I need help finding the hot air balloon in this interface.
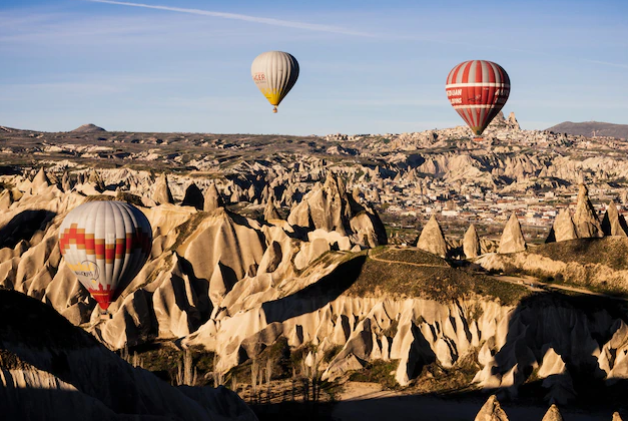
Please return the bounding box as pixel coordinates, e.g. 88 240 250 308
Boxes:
251 51 299 113
58 200 152 313
445 60 510 141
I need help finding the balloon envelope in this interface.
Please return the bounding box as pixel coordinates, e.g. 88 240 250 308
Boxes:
251 51 299 112
59 201 152 310
445 60 510 138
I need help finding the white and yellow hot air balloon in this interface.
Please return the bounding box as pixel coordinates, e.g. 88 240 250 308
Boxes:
251 51 300 113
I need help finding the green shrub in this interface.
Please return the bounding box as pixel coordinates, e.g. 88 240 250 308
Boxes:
348 359 399 389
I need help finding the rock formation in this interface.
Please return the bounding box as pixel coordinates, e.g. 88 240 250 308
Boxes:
546 209 577 243
416 214 448 257
507 112 520 131
474 395 509 421
181 182 204 210
288 173 349 234
498 212 526 253
287 172 386 248
463 223 481 259
88 169 105 192
4 170 628 410
264 198 282 221
153 173 174 205
613 413 624 421
0 290 256 421
180 208 265 306
31 168 50 191
541 404 564 421
203 182 224 212
0 189 13 211
602 200 628 237
573 184 602 238
61 172 72 192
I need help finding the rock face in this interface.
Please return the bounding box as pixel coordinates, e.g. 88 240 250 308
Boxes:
507 112 520 131
32 168 50 191
547 209 577 243
541 404 564 421
602 200 628 237
487 111 519 132
264 198 282 221
287 172 387 248
0 290 256 421
203 182 224 212
61 172 73 192
463 224 481 259
181 182 204 210
498 212 526 254
0 189 13 211
474 395 509 421
153 173 174 205
88 170 105 192
180 208 266 307
613 413 624 421
416 215 448 257
573 184 602 238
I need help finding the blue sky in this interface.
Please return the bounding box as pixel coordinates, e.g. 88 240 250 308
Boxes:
1 0 627 135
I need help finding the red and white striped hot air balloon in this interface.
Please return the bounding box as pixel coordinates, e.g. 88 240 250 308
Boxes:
58 201 152 312
445 60 510 140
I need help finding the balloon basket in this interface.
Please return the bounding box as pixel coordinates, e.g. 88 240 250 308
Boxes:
99 309 112 320
272 106 278 113
473 136 484 142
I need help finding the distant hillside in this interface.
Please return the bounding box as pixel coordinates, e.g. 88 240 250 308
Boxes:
546 121 628 139
72 123 106 133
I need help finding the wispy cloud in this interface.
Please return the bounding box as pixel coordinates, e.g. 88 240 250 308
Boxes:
85 0 374 37
582 59 628 70
84 0 628 71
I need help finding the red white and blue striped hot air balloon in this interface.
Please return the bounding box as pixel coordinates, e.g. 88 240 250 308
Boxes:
58 201 152 312
445 60 510 141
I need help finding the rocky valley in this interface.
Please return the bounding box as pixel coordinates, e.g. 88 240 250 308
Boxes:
2 116 628 420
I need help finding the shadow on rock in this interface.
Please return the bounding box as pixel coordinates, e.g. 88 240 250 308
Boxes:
0 209 56 249
480 290 628 411
262 255 367 325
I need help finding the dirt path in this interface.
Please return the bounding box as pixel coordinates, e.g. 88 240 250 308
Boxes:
487 274 628 302
368 250 450 269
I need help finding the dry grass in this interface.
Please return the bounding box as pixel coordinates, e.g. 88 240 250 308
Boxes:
348 360 399 390
374 247 448 266
343 249 529 305
412 351 481 394
534 237 628 271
